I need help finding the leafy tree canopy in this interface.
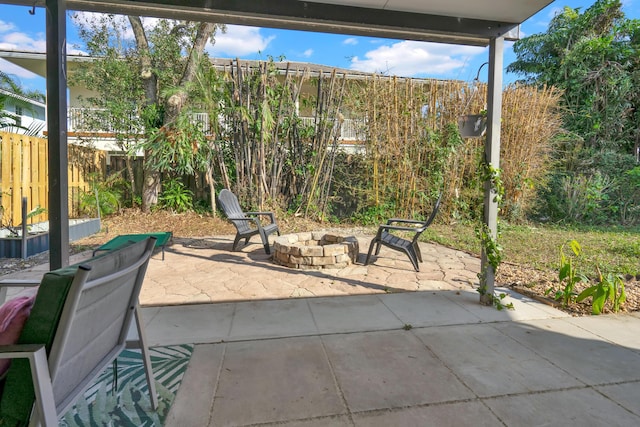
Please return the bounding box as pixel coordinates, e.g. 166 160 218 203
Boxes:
0 71 45 102
70 13 225 211
507 0 639 152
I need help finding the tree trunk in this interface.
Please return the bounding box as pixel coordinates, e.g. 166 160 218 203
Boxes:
205 165 217 214
129 18 216 212
125 156 136 207
129 16 160 212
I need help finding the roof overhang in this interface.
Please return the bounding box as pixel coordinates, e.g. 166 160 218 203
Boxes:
0 50 93 78
3 0 553 46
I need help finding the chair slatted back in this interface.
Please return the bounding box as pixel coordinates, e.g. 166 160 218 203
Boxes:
411 193 442 243
424 193 442 228
218 189 252 234
51 238 154 413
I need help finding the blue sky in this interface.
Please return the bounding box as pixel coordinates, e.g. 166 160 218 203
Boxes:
0 0 638 94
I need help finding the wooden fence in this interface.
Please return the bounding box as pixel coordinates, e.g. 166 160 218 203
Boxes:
0 131 106 226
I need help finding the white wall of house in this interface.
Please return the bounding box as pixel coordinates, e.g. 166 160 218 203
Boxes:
0 91 46 136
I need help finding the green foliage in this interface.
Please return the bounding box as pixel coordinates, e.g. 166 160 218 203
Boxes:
79 173 124 217
70 15 146 146
537 150 639 225
0 71 45 102
475 157 513 310
616 166 640 225
479 160 505 206
577 267 627 314
476 223 513 311
158 178 193 213
553 171 613 223
494 292 514 311
476 223 503 271
141 103 165 130
508 0 639 152
547 240 589 307
322 152 369 219
71 14 225 211
143 112 209 175
353 201 398 225
509 0 640 226
193 198 213 214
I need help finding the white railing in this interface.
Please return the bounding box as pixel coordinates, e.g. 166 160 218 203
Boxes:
191 112 210 134
68 107 144 134
298 117 363 141
67 108 364 141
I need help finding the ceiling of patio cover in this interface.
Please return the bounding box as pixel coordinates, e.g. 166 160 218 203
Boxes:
5 0 554 46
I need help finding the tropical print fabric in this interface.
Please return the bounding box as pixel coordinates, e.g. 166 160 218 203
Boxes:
61 345 193 427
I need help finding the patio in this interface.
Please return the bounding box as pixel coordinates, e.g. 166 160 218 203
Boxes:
138 234 480 306
143 237 640 426
4 235 640 426
2 0 638 424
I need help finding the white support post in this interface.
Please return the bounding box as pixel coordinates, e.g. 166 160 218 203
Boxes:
479 36 504 305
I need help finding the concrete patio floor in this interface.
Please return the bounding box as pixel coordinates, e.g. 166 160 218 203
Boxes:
144 235 640 427
156 293 640 427
3 234 640 426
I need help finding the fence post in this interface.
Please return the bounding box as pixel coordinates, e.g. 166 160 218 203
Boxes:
21 197 27 259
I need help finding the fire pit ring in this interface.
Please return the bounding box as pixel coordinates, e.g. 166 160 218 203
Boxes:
273 232 359 270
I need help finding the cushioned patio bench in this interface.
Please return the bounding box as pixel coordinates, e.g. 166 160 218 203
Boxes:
92 232 172 260
0 237 157 427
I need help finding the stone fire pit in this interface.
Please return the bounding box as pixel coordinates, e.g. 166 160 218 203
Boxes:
273 232 359 270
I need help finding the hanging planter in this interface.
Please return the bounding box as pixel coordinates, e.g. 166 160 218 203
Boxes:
457 114 487 138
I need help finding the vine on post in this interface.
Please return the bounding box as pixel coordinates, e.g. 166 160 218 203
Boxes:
476 158 513 310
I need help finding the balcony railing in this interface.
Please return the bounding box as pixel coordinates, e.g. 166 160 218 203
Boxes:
67 108 363 141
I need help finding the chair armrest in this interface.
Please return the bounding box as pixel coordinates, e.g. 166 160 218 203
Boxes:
0 280 40 303
246 212 276 223
379 224 426 233
0 280 41 287
386 218 427 226
228 216 260 224
0 344 58 427
0 343 46 358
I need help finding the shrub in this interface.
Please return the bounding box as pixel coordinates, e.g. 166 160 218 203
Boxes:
158 178 193 213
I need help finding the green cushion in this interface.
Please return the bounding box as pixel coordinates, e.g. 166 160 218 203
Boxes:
0 264 77 427
95 232 171 252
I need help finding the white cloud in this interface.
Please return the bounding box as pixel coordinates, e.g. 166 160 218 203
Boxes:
343 37 358 46
350 41 484 78
0 31 46 52
302 49 313 58
0 20 16 33
547 6 564 19
207 25 274 57
71 15 274 58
